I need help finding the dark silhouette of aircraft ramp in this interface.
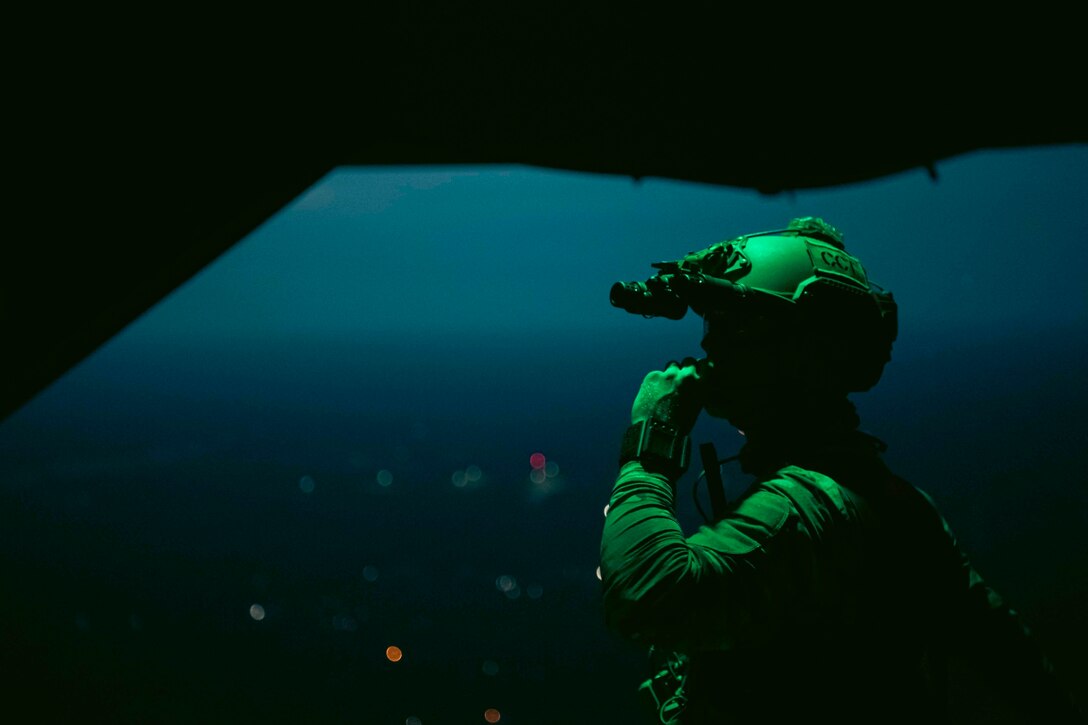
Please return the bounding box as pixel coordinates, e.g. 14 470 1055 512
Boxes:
5 8 1085 421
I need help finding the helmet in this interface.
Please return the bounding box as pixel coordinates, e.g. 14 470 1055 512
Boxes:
610 217 897 392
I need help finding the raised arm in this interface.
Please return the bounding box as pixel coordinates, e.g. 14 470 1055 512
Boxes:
599 460 796 652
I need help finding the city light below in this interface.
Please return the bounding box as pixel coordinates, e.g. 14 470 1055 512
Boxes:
249 603 266 621
386 645 403 662
484 708 501 723
332 615 358 632
529 454 561 486
453 464 483 488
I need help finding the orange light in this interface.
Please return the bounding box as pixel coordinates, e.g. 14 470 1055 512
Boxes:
484 708 501 723
386 645 403 662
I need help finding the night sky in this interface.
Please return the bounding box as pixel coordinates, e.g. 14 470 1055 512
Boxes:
2 146 1086 723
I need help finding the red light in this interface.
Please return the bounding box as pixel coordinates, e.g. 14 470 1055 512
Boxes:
484 709 501 723
530 453 546 470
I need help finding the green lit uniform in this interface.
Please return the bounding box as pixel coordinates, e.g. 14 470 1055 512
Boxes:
601 430 1080 724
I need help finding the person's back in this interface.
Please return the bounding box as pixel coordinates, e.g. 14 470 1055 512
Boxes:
601 218 1082 723
680 433 943 723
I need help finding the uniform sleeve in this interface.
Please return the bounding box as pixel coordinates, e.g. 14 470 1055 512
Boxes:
599 461 795 652
921 491 1085 722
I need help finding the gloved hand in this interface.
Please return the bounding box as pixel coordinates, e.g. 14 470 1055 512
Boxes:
630 357 705 436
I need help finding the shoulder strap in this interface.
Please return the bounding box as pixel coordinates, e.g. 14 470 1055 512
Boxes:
699 441 729 521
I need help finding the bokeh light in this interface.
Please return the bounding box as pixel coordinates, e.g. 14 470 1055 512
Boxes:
544 461 559 478
465 464 482 481
10 153 1088 724
452 470 467 487
406 717 422 725
484 708 501 723
377 469 394 487
529 453 545 470
333 615 359 632
495 575 516 592
529 469 546 484
481 659 500 676
386 645 403 662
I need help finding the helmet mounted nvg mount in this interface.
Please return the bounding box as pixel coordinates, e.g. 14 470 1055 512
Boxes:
610 217 899 393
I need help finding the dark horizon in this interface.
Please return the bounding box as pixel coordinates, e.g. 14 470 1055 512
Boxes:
2 152 1086 722
4 322 1085 722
